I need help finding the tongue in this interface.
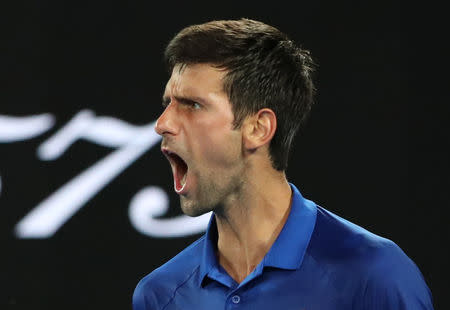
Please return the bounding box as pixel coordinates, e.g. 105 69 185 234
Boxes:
174 156 188 193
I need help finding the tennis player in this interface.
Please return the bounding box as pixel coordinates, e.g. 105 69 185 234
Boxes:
133 18 433 309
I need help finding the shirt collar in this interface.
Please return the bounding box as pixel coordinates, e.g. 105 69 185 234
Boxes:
198 183 317 287
262 183 317 269
198 213 220 287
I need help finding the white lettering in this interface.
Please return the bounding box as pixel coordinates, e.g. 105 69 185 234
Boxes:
15 119 161 238
128 186 210 238
0 113 55 142
37 109 144 160
1 110 209 239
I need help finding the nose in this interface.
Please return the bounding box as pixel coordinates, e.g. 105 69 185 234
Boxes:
155 103 179 136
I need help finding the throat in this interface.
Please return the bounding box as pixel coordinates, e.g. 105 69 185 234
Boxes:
216 223 271 284
214 191 292 284
217 250 260 284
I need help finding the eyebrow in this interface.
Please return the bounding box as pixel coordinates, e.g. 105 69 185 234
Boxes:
162 95 207 106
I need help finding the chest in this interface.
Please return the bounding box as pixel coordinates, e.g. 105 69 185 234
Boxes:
164 268 357 310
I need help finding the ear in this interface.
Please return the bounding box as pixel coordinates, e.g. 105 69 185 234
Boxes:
242 108 277 151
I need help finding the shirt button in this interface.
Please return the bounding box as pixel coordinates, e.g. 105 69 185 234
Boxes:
231 295 241 304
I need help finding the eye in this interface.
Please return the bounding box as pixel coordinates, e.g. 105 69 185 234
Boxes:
181 99 201 110
192 102 201 110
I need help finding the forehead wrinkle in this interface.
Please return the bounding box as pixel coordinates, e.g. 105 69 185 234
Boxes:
166 76 203 101
164 64 229 104
163 71 181 99
167 63 188 98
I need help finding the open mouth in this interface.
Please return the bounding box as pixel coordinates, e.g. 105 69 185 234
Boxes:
162 149 188 194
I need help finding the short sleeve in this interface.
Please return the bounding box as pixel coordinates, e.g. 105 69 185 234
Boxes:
132 275 164 310
132 279 148 310
361 241 434 310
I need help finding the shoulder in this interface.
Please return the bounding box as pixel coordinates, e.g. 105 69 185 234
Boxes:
309 205 401 262
132 236 205 310
308 206 434 309
360 241 434 309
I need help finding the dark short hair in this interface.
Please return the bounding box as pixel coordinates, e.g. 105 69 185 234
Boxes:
164 18 316 171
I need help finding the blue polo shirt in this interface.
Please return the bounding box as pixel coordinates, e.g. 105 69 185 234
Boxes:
133 184 434 309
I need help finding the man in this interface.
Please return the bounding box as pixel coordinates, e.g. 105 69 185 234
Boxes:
133 18 433 309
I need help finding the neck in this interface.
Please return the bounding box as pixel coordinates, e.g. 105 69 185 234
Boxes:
214 167 292 284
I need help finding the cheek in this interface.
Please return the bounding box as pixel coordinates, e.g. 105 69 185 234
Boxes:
205 139 240 167
190 122 241 168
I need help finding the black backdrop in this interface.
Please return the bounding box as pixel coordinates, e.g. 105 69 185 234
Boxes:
1 1 447 309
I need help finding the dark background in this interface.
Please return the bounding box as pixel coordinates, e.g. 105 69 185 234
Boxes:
1 1 447 309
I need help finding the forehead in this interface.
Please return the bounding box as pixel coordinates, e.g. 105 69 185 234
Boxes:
164 63 227 99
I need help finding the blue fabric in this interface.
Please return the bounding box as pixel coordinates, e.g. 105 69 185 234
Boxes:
133 184 434 309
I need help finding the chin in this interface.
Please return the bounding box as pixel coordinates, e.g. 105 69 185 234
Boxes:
180 197 214 217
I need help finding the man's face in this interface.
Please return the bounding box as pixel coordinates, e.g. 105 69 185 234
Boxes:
155 63 245 216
